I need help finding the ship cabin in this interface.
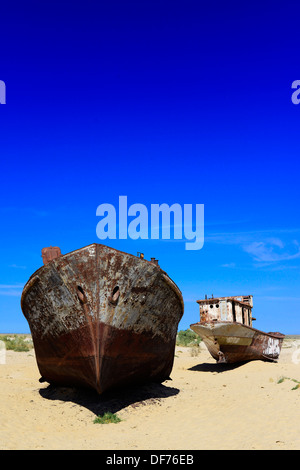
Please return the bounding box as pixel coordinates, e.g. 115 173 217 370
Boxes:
197 295 255 327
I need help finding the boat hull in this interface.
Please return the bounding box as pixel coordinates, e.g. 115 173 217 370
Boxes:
21 244 184 394
190 321 284 363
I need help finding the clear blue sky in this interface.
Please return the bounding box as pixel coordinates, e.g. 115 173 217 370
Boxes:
1 1 300 334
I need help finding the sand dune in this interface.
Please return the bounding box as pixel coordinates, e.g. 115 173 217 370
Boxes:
0 338 299 450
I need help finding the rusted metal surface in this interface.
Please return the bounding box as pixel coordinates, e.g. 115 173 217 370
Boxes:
21 244 184 394
191 295 284 363
41 246 62 265
197 295 254 326
191 321 284 363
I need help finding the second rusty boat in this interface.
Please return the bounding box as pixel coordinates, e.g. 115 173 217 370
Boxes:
21 244 184 394
190 295 284 363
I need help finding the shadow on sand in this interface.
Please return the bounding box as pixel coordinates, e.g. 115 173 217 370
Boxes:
39 381 179 416
188 361 248 373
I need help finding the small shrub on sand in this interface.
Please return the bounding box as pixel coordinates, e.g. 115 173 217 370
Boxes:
176 329 202 347
190 346 200 357
0 335 33 352
93 412 121 424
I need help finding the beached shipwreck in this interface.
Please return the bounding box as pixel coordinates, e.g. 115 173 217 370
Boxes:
21 244 184 394
191 295 284 363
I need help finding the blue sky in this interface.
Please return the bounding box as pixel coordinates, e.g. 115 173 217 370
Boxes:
0 1 300 334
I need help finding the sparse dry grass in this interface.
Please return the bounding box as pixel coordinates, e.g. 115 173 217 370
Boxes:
0 334 33 352
277 376 300 390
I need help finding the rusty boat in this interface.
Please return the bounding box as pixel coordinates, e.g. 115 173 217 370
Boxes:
21 244 184 394
190 295 284 363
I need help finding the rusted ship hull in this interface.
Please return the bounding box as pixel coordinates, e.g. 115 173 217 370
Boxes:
21 244 184 394
190 321 284 363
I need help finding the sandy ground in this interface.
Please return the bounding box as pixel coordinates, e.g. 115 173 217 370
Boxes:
0 338 300 450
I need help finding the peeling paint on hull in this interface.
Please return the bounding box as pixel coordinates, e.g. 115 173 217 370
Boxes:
190 321 284 363
21 244 184 394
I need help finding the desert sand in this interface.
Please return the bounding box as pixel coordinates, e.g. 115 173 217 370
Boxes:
0 338 300 450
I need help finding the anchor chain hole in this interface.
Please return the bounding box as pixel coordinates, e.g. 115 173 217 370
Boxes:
112 286 120 302
77 285 87 304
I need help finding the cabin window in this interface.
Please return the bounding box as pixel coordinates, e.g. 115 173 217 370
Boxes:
210 304 213 309
216 304 219 308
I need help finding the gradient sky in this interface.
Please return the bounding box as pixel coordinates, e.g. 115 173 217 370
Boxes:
1 1 300 334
